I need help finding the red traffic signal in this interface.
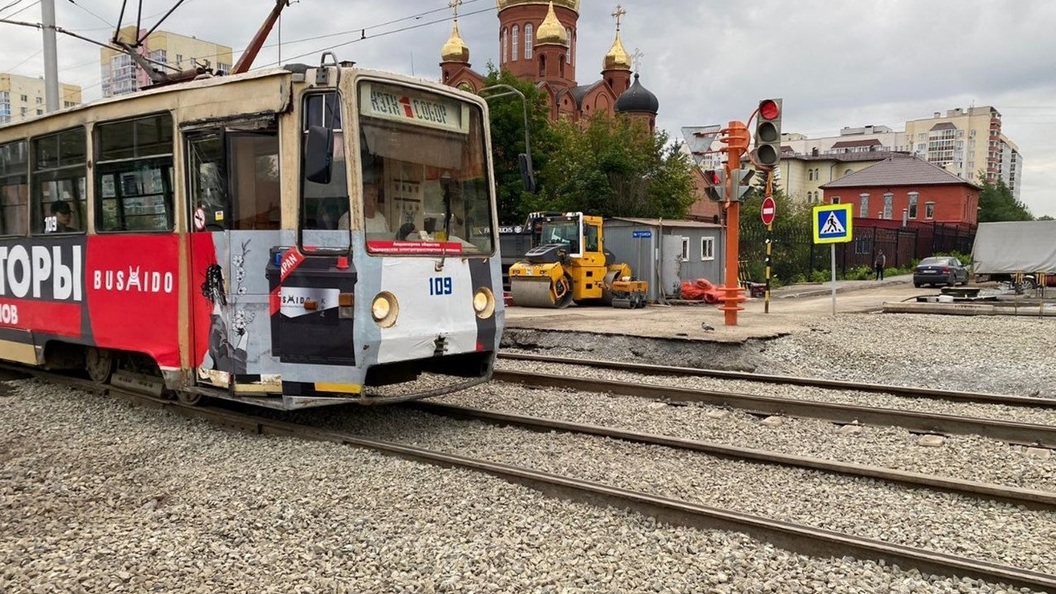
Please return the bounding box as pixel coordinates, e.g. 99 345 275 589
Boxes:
754 98 783 169
702 168 726 201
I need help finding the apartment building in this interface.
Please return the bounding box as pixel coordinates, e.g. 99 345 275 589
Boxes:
905 106 1022 200
0 73 82 124
100 26 233 97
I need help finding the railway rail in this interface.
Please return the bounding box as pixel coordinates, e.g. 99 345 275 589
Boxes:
405 401 1056 509
5 365 1056 592
492 363 1056 448
498 352 1054 407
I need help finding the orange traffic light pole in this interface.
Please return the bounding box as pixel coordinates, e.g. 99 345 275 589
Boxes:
720 121 750 326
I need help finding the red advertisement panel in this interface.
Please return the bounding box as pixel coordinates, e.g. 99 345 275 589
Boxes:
85 235 181 368
0 299 81 337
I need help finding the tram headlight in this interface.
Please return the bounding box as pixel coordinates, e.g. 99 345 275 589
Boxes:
472 287 496 319
371 292 399 328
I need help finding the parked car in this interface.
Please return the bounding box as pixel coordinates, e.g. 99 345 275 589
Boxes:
913 256 969 287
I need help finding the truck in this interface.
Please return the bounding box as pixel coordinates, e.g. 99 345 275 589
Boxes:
507 212 648 308
970 221 1056 290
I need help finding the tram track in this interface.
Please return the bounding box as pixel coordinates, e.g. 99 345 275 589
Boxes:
491 366 1056 448
8 367 1056 592
498 352 1055 407
404 401 1056 509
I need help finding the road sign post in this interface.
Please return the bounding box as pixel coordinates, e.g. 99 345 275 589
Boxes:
811 203 854 315
760 194 776 313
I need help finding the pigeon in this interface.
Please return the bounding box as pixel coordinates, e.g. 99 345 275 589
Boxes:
700 323 715 332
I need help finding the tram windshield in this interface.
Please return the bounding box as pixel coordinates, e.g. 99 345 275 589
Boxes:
357 81 494 256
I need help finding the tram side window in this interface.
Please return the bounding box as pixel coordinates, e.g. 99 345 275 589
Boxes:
32 127 86 235
95 113 174 232
229 133 280 231
301 92 351 238
187 133 226 231
0 140 28 236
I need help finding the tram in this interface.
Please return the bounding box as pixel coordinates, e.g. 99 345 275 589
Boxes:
0 54 504 409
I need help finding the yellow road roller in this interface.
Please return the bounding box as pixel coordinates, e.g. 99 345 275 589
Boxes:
508 212 648 308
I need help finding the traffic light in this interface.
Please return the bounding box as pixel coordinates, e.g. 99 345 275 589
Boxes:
702 168 726 201
754 98 782 169
732 168 755 201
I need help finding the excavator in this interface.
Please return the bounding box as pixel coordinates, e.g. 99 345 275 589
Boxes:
508 212 648 308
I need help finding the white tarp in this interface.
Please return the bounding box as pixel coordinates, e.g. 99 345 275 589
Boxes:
971 221 1056 274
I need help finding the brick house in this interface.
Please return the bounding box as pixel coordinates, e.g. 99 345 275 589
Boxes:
819 156 981 226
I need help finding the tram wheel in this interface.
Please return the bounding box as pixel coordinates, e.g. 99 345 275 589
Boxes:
177 391 203 406
85 347 115 383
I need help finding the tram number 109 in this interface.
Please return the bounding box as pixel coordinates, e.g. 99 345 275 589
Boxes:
429 277 453 296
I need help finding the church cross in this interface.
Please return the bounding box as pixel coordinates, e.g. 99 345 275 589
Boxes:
611 5 626 31
449 0 462 20
633 48 644 72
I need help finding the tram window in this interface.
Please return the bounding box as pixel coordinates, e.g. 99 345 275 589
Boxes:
0 140 28 236
187 134 227 231
229 133 280 231
301 91 350 248
95 113 174 232
31 127 86 235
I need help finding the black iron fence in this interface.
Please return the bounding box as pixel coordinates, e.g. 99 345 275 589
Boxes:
739 219 975 283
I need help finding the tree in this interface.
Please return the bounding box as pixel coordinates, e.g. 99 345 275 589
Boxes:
477 66 555 225
976 172 1033 222
536 112 695 218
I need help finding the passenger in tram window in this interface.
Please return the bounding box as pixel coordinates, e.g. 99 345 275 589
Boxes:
360 183 388 233
317 198 346 230
48 200 76 233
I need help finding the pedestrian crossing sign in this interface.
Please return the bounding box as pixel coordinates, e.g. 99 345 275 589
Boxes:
812 203 853 244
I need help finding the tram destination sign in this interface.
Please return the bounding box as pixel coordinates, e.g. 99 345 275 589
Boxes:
360 82 469 134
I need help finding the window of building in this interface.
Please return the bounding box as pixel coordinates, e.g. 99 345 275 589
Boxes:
859 193 869 217
925 202 935 219
680 236 689 261
501 28 507 63
0 140 29 236
700 236 714 261
854 237 872 255
807 169 813 181
35 97 42 104
883 192 893 219
844 168 853 177
814 168 820 180
95 113 175 232
830 196 840 204
511 25 519 61
20 94 27 102
175 53 183 66
566 28 573 63
32 127 87 235
908 192 918 219
524 24 533 59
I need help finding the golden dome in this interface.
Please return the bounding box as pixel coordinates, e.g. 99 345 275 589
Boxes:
535 1 568 45
440 20 470 62
603 31 631 70
496 0 579 13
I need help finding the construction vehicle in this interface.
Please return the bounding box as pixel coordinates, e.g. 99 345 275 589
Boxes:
508 212 648 308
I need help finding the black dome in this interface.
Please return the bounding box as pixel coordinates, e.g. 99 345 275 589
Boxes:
615 73 659 114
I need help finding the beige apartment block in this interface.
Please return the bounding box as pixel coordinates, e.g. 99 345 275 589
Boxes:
0 73 82 124
905 106 1022 200
100 25 233 97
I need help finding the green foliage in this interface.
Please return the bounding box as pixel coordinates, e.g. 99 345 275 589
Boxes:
535 112 696 218
738 174 816 283
478 66 556 225
976 172 1033 222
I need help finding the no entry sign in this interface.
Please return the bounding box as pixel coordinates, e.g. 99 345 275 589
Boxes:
761 196 776 226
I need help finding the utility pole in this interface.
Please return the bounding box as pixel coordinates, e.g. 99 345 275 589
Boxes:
41 0 59 112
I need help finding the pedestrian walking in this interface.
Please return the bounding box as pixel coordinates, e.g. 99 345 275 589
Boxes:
874 250 886 281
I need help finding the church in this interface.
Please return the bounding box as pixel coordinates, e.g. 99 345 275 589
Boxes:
438 0 659 133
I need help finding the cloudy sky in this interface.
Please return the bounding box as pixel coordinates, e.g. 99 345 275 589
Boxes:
3 0 1054 217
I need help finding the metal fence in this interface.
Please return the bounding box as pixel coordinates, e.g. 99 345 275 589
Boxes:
738 219 975 283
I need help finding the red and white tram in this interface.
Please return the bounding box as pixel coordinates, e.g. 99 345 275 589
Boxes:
0 55 504 409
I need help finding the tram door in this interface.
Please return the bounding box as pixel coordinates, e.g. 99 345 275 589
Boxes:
186 128 282 390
